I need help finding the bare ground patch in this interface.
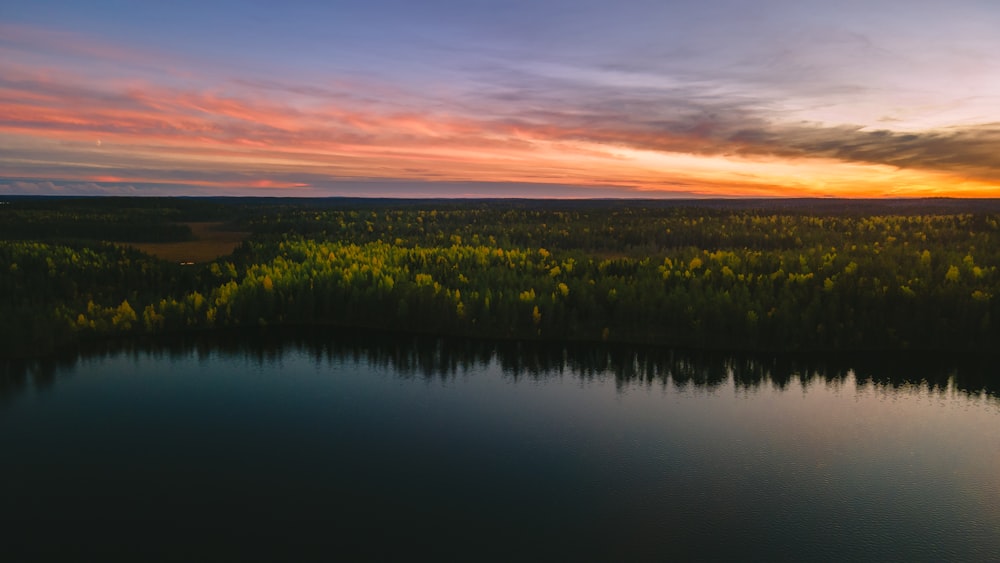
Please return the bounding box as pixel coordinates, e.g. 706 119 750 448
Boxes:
128 222 249 263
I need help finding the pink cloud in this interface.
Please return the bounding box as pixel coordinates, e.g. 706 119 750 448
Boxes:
2 24 999 198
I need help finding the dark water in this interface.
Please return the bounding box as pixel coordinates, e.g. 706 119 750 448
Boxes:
2 331 999 561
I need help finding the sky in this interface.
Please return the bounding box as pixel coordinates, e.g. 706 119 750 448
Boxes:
2 0 999 198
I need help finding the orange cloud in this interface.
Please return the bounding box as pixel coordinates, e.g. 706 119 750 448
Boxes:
1 32 997 198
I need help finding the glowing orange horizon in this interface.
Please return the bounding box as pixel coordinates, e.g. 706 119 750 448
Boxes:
1 53 998 198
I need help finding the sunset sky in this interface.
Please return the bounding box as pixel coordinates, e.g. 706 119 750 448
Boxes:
2 0 999 197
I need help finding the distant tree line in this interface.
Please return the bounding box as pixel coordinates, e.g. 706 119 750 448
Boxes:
0 207 193 242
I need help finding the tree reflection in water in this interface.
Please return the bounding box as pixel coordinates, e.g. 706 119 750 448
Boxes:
3 327 997 405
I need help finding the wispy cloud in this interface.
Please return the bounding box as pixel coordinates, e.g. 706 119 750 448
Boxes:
1 11 999 197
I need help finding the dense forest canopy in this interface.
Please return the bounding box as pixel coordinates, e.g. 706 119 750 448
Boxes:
2 197 999 357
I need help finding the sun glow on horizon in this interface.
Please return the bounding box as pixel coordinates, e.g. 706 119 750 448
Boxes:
2 4 999 198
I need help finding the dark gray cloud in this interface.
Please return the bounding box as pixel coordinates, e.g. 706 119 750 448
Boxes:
457 64 1000 182
773 124 1000 175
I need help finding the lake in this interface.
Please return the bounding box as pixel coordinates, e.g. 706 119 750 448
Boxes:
2 330 999 561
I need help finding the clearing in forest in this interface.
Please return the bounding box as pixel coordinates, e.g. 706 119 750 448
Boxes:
128 222 248 263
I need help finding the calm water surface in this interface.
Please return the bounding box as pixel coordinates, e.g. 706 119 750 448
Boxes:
2 333 999 561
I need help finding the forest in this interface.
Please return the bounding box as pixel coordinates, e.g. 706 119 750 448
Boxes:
2 196 1000 357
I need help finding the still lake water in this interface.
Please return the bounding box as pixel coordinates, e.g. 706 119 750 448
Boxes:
2 331 999 561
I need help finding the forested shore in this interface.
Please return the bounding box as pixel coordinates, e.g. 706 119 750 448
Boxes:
3 197 999 357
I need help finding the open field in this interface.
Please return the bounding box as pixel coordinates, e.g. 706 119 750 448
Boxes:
128 222 248 263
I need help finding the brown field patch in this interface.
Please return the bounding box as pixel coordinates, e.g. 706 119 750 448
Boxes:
128 222 249 264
